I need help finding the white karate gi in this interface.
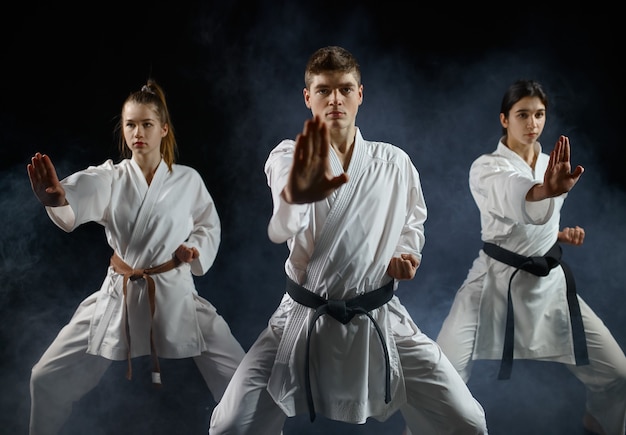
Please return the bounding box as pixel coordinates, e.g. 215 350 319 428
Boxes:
29 158 245 435
210 129 487 434
436 139 626 435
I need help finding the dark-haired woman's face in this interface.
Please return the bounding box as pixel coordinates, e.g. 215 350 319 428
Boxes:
500 96 546 149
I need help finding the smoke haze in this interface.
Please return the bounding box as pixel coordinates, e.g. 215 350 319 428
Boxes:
1 3 623 434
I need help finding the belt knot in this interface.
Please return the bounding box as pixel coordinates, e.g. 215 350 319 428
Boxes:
110 253 181 386
482 241 588 380
286 277 394 422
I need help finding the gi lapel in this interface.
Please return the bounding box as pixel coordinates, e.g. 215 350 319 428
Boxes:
306 132 367 287
274 132 368 367
123 159 168 266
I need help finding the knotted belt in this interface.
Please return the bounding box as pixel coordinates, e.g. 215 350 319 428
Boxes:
285 277 394 422
110 253 181 386
482 241 589 380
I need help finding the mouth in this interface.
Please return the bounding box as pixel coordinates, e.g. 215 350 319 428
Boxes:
327 111 344 118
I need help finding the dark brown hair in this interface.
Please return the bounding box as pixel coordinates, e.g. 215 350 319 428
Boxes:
500 79 548 136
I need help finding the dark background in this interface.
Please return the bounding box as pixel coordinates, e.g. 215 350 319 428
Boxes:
1 2 624 434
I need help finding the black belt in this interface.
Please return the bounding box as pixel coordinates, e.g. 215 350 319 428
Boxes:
482 241 589 380
285 277 394 422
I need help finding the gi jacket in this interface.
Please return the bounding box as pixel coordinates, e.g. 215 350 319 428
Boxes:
471 140 577 363
46 158 220 360
263 128 427 423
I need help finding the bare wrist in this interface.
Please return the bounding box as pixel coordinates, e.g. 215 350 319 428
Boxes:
526 184 544 202
281 187 293 204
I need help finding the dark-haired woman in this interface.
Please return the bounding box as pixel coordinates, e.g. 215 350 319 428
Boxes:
436 79 626 435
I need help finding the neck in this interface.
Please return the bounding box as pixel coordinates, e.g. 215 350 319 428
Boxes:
505 138 537 169
330 129 356 172
332 143 354 170
133 154 161 184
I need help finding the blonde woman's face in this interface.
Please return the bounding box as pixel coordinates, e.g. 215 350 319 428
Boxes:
122 101 167 160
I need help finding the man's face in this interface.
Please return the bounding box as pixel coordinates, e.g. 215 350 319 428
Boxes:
303 71 363 131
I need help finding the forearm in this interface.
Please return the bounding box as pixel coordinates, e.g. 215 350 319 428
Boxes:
526 182 550 202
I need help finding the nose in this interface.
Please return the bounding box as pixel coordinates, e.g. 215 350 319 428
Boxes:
330 89 342 105
134 126 143 137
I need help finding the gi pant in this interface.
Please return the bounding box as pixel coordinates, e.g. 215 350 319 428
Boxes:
437 293 626 435
29 293 245 435
209 323 488 434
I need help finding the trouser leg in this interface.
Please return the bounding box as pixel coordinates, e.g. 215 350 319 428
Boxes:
209 326 286 435
398 331 488 435
435 279 482 383
567 298 626 435
192 302 245 402
29 312 111 435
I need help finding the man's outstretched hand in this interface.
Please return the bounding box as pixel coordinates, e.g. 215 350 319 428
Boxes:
282 116 349 204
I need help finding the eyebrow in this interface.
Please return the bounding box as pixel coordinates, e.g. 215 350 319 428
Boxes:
313 82 356 89
514 108 545 114
124 118 156 123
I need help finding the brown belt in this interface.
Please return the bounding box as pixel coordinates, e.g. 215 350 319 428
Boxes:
110 253 181 386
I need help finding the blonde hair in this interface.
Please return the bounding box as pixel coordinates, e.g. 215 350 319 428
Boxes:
117 79 178 171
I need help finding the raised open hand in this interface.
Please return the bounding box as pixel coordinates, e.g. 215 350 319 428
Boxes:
543 135 584 197
282 116 349 204
27 153 67 207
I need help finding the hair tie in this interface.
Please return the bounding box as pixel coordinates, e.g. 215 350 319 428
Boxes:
141 85 155 94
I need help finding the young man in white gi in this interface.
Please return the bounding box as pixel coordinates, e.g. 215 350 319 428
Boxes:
209 45 488 435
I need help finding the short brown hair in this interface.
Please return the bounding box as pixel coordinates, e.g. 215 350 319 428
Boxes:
304 46 361 89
